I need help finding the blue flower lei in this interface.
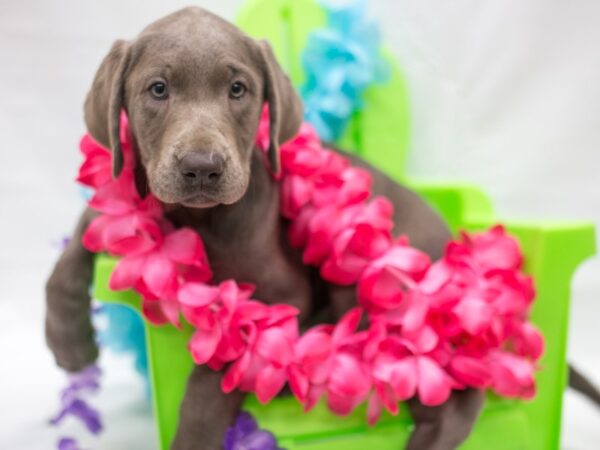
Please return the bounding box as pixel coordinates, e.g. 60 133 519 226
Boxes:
301 0 388 142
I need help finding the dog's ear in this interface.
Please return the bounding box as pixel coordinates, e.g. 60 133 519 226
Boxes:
84 40 131 177
257 40 303 176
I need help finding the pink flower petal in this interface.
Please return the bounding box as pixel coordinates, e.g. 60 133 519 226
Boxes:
471 225 523 271
389 357 418 401
162 228 207 264
367 393 383 425
142 252 176 299
327 390 359 415
416 356 453 406
489 351 536 399
178 283 219 308
449 355 491 388
400 294 430 336
88 172 138 215
358 266 405 311
280 175 314 219
287 365 309 402
255 328 295 367
304 384 325 412
295 329 332 365
159 298 181 327
222 351 251 393
81 215 112 253
189 326 222 364
328 353 371 398
454 296 493 335
513 322 544 360
374 381 400 415
255 365 287 403
332 308 362 344
109 254 146 290
141 300 169 325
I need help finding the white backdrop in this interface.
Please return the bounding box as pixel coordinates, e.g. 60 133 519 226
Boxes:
0 0 599 448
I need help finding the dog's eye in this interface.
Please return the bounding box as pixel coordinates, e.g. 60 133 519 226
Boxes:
229 81 247 99
149 82 168 100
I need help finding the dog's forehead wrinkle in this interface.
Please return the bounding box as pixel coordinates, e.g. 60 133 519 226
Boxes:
139 11 252 57
135 13 257 65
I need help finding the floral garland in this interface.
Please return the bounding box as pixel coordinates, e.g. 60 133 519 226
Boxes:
76 107 543 424
52 4 541 449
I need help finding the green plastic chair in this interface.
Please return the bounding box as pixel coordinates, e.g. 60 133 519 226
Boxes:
93 0 596 448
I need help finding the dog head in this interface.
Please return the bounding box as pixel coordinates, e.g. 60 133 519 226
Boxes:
84 7 303 207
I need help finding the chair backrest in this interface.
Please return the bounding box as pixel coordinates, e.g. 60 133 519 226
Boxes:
237 0 411 182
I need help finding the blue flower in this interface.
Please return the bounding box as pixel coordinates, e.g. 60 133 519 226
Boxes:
97 303 148 380
301 0 389 141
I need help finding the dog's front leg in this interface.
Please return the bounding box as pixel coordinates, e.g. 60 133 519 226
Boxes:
45 207 99 372
172 365 246 450
405 388 484 450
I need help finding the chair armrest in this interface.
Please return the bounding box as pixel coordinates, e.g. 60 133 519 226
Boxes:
93 254 141 311
466 218 596 450
408 178 596 449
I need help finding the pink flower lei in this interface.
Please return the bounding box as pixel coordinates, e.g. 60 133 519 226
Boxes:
78 107 543 424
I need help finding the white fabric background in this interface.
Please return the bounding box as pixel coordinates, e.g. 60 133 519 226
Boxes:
0 0 598 448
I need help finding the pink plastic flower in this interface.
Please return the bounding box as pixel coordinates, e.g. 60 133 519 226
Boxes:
280 174 315 219
76 135 112 189
82 199 163 256
358 239 431 312
321 222 392 285
77 112 134 188
370 326 456 423
301 197 394 267
280 123 329 177
312 166 372 209
179 280 254 365
510 321 544 360
488 350 536 399
219 301 300 397
288 309 372 414
110 228 212 325
255 105 271 152
447 354 492 389
431 226 523 281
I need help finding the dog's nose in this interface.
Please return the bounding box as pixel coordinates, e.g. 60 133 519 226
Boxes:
179 152 225 186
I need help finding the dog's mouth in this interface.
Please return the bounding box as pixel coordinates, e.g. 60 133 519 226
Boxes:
179 192 220 208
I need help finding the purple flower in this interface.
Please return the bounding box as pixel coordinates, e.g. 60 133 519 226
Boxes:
63 365 102 401
58 437 82 450
224 412 283 450
51 399 102 434
53 236 71 250
50 365 103 435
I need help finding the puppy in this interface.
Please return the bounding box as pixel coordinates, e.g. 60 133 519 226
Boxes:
46 7 484 450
